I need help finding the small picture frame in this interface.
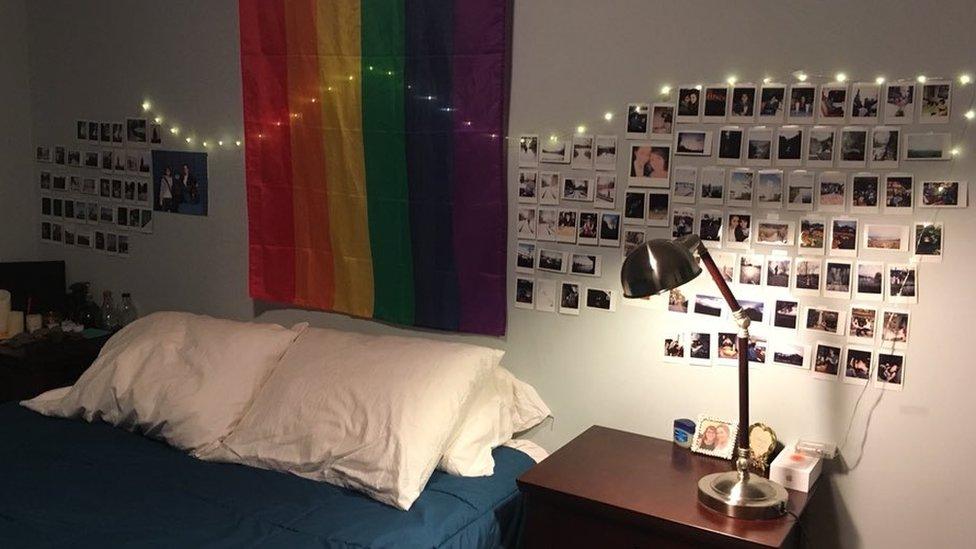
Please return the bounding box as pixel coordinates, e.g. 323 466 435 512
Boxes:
692 415 739 460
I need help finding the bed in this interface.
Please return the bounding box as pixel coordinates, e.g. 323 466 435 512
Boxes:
0 402 535 548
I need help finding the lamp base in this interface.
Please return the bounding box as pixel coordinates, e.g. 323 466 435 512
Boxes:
697 470 789 520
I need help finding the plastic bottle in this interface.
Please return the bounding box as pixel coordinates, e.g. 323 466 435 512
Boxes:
102 291 120 331
118 293 138 327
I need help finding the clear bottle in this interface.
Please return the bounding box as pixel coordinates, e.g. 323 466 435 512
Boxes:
119 293 138 326
101 291 120 331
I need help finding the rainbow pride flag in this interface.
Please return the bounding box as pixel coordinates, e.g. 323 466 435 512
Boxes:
239 0 510 336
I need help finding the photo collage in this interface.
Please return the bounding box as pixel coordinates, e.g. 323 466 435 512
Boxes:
514 77 963 391
35 117 163 256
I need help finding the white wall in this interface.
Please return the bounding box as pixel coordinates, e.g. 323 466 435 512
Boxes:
22 1 976 547
0 0 36 261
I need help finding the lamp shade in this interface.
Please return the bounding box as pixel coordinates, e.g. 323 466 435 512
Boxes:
620 235 703 298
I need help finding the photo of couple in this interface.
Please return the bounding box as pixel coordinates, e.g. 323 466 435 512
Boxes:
151 150 209 216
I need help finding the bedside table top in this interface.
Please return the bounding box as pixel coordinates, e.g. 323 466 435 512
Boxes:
517 425 813 548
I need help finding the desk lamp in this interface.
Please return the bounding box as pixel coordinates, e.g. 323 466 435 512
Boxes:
621 234 788 519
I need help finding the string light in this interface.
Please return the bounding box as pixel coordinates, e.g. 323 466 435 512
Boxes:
960 74 972 85
153 116 163 124
694 84 703 91
835 72 847 83
217 140 224 146
726 76 737 85
965 110 975 120
235 140 242 147
170 127 179 135
796 72 808 82
950 147 961 156
916 75 927 83
549 134 558 142
348 75 354 81
576 125 586 134
202 141 210 148
141 100 151 111
762 77 772 85
185 137 193 144
875 76 886 85
660 85 671 95
311 98 317 103
603 111 613 122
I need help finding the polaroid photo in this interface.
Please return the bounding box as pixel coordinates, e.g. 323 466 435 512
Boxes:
539 138 570 164
758 83 786 122
848 306 878 344
64 200 76 220
514 277 535 309
738 254 764 286
516 241 536 273
105 232 119 255
699 167 725 205
631 143 671 187
57 175 71 192
40 196 51 218
534 278 556 313
804 306 846 336
99 122 112 144
715 332 739 366
83 151 100 170
626 103 650 138
76 230 92 249
149 122 163 146
672 166 697 204
764 255 792 288
538 171 560 205
855 261 885 301
570 252 602 277
755 219 794 246
128 208 141 229
81 176 96 195
919 180 967 207
622 228 646 258
697 209 723 247
883 174 913 214
85 121 98 143
727 168 754 206
584 287 617 312
849 82 880 120
52 198 64 218
92 230 105 252
594 135 617 171
703 85 729 122
138 209 153 233
839 127 868 167
863 223 910 252
870 126 900 168
137 150 152 175
126 118 149 146
693 294 724 319
812 341 843 380
576 211 600 246
73 200 87 222
793 257 822 296
63 226 76 247
913 221 943 262
787 84 816 123
756 169 784 208
111 178 123 201
53 145 66 165
559 281 581 315
739 298 766 324
641 191 667 229
40 221 52 242
537 248 568 274
671 207 695 239
116 206 129 228
728 85 757 123
724 211 751 249
677 86 702 122
562 175 594 202
886 264 918 304
745 126 773 166
650 103 675 139
600 212 621 247
125 151 140 173
518 134 539 167
76 120 88 141
113 151 126 172
668 288 690 314
904 132 951 161
623 191 646 225
555 209 578 243
571 134 595 169
824 259 853 299
807 126 836 167
50 222 63 244
101 150 114 172
772 341 809 370
39 171 52 191
884 82 916 124
687 333 715 367
516 206 536 239
594 173 617 209
850 173 880 213
66 149 81 167
662 333 687 364
775 125 804 166
675 130 711 156
843 345 874 385
786 170 814 211
773 299 799 330
711 251 736 284
829 217 859 257
919 81 952 124
816 171 847 212
880 310 911 348
818 83 848 123
98 178 111 199
691 415 737 458
111 122 124 146
875 352 906 390
717 126 744 165
517 170 537 204
86 202 99 225
36 146 53 163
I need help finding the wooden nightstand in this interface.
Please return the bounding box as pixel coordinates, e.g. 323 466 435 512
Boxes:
517 426 815 548
0 335 109 403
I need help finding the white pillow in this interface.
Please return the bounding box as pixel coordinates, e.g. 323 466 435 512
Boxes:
200 327 502 510
438 367 550 476
21 312 305 454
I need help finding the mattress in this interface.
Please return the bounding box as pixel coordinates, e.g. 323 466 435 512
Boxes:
0 403 535 548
